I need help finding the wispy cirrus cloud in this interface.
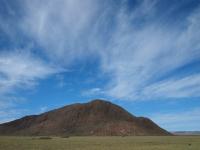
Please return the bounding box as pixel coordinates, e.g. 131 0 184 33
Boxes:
19 0 200 101
21 0 101 64
142 74 200 99
100 2 200 100
0 0 200 102
0 50 63 95
0 50 63 122
149 107 200 131
0 96 27 123
81 88 104 97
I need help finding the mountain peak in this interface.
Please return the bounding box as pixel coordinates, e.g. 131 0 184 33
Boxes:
0 99 171 136
88 99 111 105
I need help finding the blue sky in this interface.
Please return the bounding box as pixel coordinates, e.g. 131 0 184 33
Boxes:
0 0 200 131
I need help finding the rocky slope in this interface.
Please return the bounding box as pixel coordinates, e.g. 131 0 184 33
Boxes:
0 99 171 136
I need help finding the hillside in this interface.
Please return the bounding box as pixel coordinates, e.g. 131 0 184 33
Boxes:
0 99 171 136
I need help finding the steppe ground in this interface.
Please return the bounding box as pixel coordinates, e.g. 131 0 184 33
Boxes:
0 136 199 150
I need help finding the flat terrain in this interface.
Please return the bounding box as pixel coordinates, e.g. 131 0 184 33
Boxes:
0 136 200 150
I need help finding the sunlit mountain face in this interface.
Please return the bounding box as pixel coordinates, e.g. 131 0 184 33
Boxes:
0 0 200 131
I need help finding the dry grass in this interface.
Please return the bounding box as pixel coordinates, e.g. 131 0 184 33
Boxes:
0 136 199 150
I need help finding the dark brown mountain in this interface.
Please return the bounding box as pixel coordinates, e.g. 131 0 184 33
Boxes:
0 99 171 136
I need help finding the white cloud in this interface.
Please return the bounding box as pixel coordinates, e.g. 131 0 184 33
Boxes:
55 74 67 88
0 96 28 123
0 50 63 95
81 87 104 97
149 108 200 131
4 0 200 101
142 74 200 99
21 0 101 64
100 4 200 100
39 106 48 113
0 108 27 124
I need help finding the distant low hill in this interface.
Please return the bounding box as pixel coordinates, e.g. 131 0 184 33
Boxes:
173 131 200 135
0 99 171 136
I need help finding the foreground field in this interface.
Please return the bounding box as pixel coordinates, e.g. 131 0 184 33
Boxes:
0 136 200 150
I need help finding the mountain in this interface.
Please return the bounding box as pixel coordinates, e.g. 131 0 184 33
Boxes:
173 131 200 135
0 99 171 136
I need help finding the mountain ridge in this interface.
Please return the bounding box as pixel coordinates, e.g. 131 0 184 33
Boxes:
0 99 171 136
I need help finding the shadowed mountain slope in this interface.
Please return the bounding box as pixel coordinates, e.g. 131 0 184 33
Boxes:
0 99 171 136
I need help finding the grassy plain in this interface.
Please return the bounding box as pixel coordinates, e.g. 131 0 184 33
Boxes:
0 136 199 150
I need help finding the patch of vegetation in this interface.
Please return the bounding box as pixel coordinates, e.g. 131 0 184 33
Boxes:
39 136 52 140
0 136 200 150
61 135 70 138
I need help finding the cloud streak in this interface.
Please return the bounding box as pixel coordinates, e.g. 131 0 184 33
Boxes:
142 74 200 99
21 0 101 64
149 107 200 131
0 50 62 95
100 1 200 100
20 0 200 100
0 95 27 123
1 0 200 102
